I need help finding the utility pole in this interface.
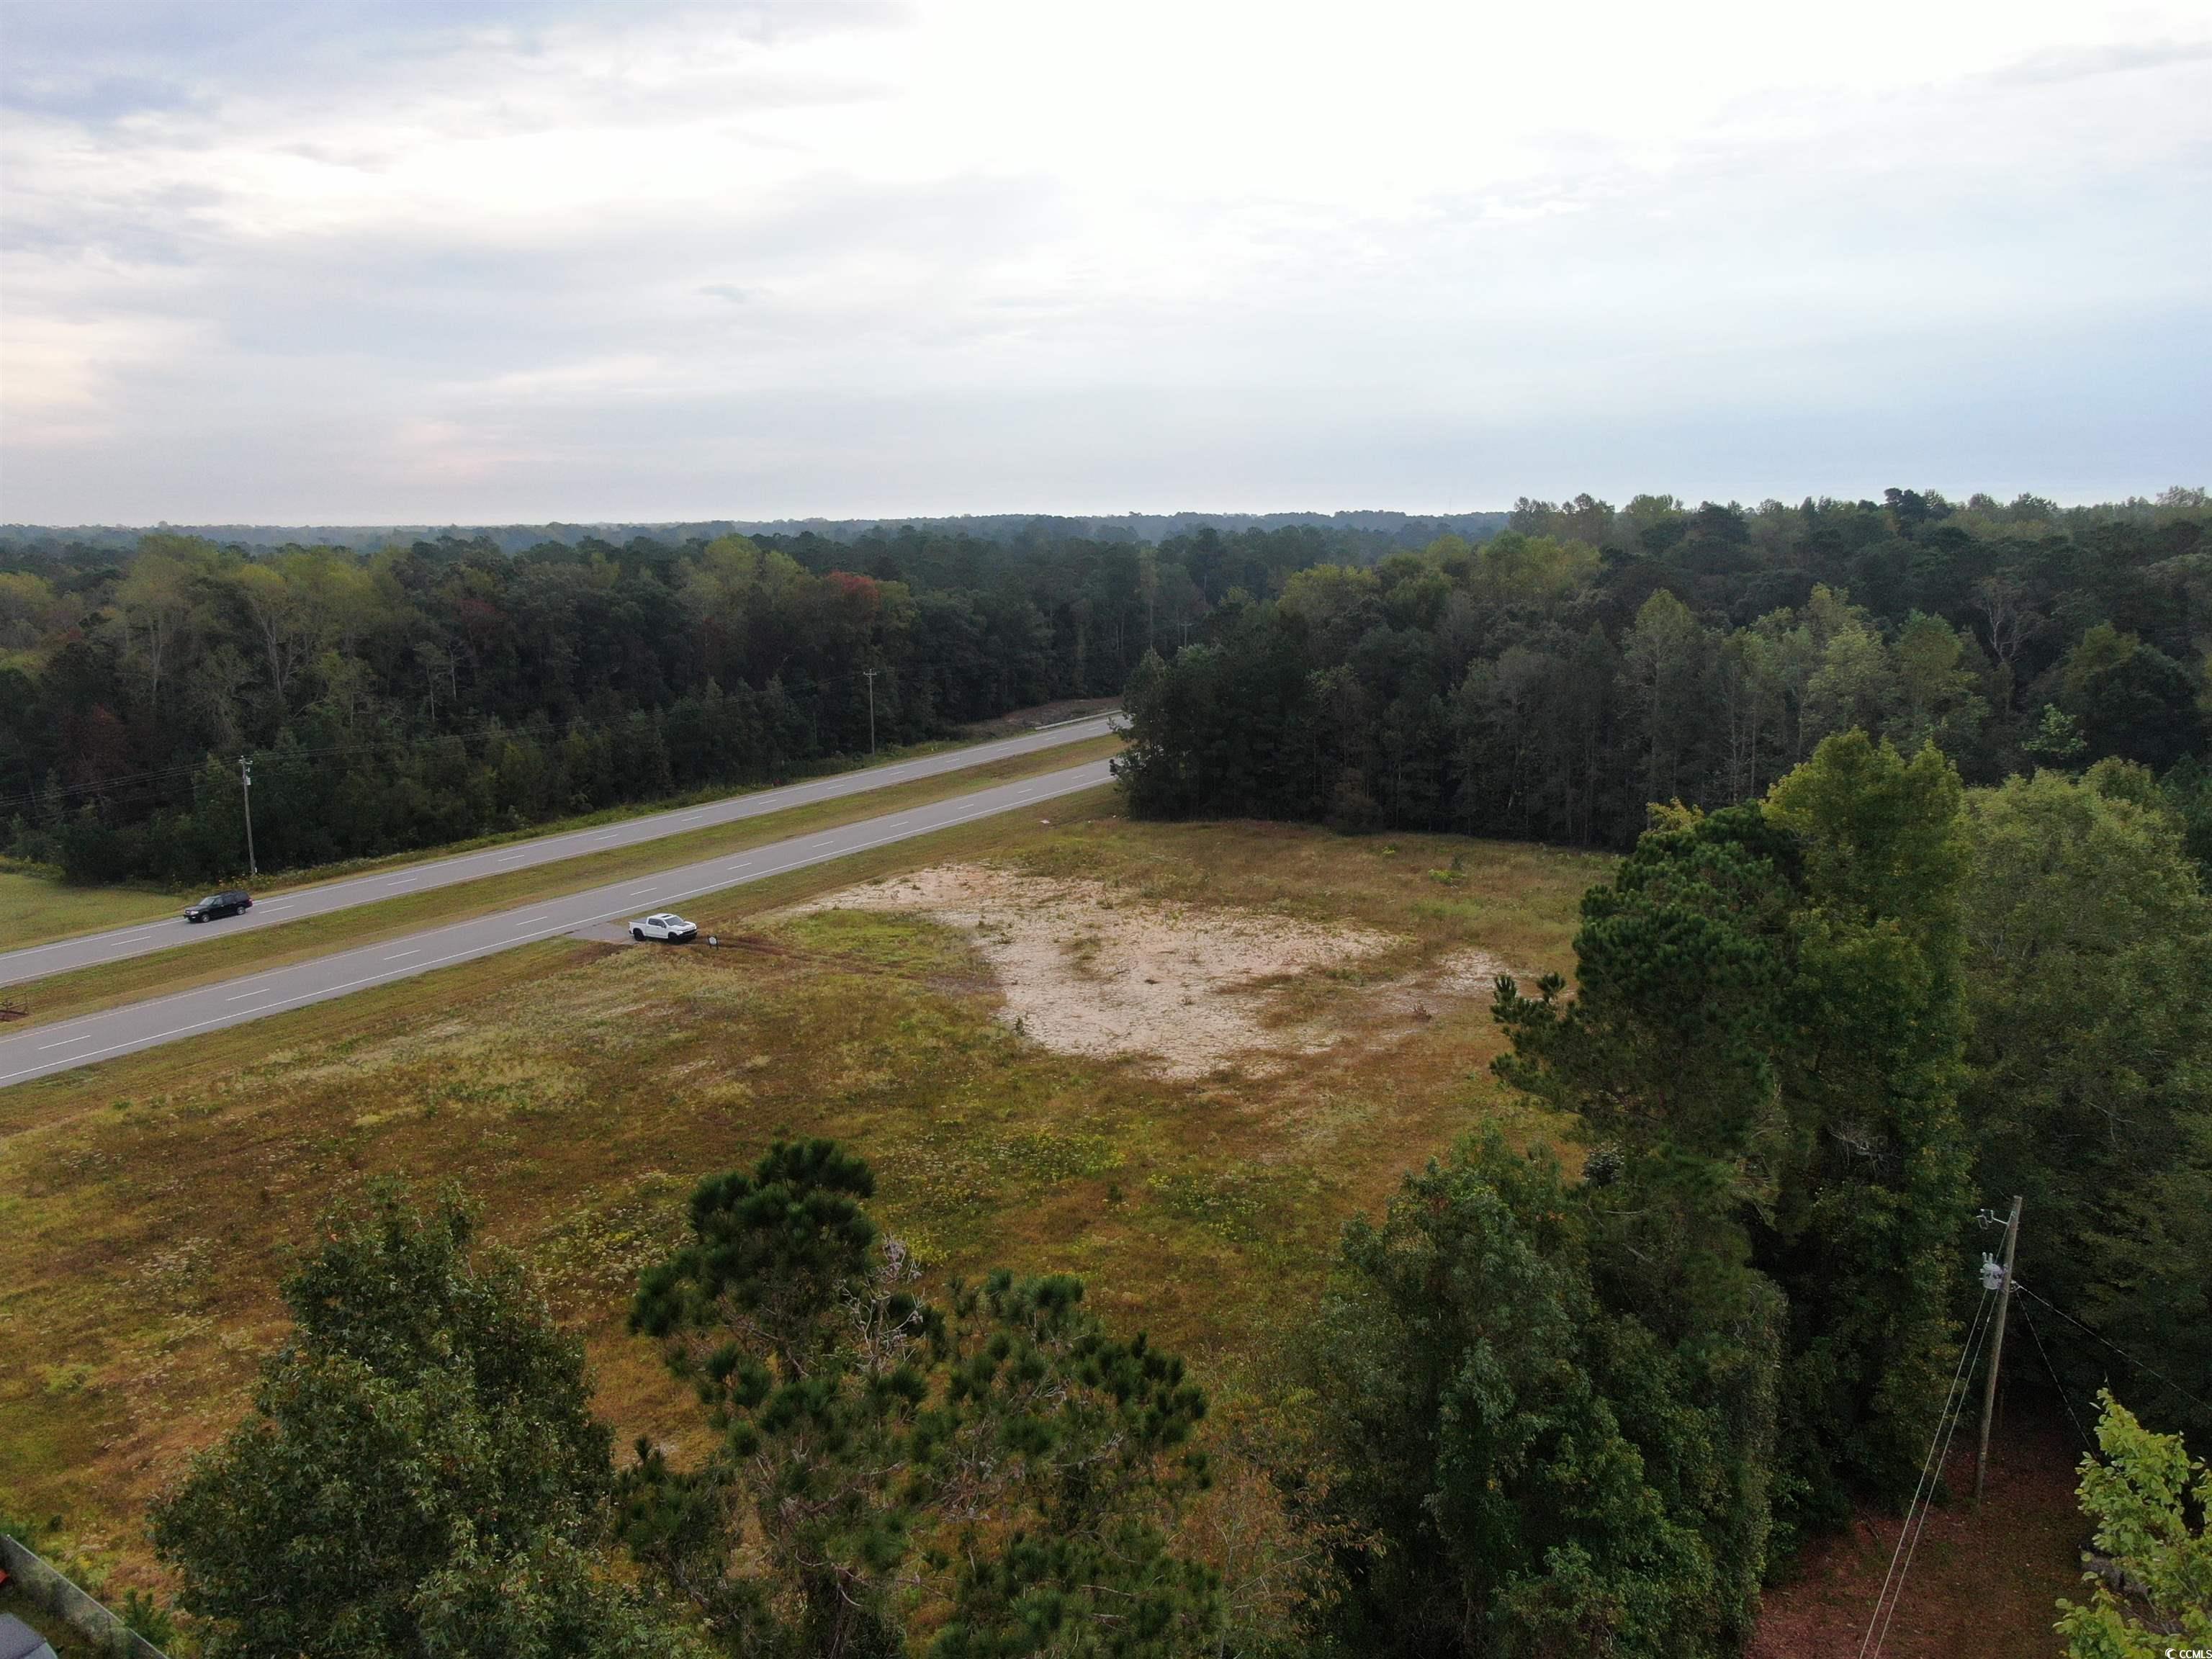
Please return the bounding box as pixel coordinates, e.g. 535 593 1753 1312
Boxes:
1974 1195 2022 1506
239 754 258 878
860 667 880 755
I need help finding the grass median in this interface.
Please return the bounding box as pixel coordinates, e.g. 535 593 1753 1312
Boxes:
0 732 1122 1030
0 707 1120 954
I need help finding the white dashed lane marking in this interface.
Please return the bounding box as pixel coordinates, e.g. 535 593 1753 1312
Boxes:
0 718 1114 992
0 747 1118 1087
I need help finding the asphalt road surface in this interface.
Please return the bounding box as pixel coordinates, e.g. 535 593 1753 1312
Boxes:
0 757 1114 1089
0 714 1116 987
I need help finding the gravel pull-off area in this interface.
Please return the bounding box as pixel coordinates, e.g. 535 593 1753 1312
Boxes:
799 863 1514 1078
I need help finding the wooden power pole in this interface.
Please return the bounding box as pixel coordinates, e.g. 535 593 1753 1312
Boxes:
240 753 257 877
1974 1195 2023 1506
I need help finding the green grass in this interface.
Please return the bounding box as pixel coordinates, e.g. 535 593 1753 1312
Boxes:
0 798 1606 1606
0 868 184 952
0 733 1123 1028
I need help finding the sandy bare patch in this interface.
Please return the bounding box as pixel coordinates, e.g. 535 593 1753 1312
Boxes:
794 864 1514 1079
1429 947 1514 994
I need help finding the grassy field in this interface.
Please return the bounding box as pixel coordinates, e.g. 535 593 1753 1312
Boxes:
0 790 1608 1599
0 733 1123 1028
0 712 1119 956
0 867 184 950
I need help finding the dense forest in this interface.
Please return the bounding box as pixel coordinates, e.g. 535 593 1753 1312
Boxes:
0 520 1370 884
1119 487 2212 861
11 489 2205 886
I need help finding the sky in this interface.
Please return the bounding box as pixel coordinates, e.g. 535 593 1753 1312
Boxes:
1 0 2207 524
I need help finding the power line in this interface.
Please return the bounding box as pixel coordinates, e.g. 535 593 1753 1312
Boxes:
1876 1300 2000 1659
2013 1283 2212 1419
2017 1301 2095 1456
0 736 425 813
0 712 624 816
1866 1300 2008 1659
0 755 221 809
1858 1285 1995 1659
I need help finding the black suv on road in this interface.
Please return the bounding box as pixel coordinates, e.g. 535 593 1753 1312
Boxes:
184 891 253 922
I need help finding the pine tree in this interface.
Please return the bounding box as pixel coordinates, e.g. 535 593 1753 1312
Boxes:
625 1140 1220 1658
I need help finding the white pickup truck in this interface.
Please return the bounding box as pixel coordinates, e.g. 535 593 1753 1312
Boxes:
629 912 698 943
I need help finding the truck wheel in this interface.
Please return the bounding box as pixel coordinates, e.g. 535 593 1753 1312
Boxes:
632 928 644 940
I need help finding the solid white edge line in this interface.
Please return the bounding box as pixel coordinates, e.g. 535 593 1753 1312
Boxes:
2 919 181 958
0 760 1115 1085
0 718 1113 975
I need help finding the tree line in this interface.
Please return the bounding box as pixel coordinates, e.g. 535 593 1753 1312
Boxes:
0 521 1350 885
11 488 2206 887
125 728 2212 1655
1117 487 2212 863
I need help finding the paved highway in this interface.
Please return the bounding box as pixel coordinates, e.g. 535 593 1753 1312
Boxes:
0 714 1115 986
0 757 1115 1089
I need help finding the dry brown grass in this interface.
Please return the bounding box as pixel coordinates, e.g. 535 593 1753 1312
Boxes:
0 793 1609 1597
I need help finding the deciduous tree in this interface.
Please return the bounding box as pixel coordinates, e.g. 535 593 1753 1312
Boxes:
152 1184 703 1659
2055 1393 2212 1658
1310 1137 1761 1659
1961 763 2212 1435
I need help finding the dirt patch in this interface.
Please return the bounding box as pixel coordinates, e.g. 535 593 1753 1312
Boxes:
1430 947 1516 995
1751 1404 2086 1659
794 863 1516 1078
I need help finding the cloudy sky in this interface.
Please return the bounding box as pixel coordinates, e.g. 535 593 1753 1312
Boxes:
2 0 2207 523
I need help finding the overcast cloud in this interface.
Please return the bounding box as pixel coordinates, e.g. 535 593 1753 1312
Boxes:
1 0 2206 522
